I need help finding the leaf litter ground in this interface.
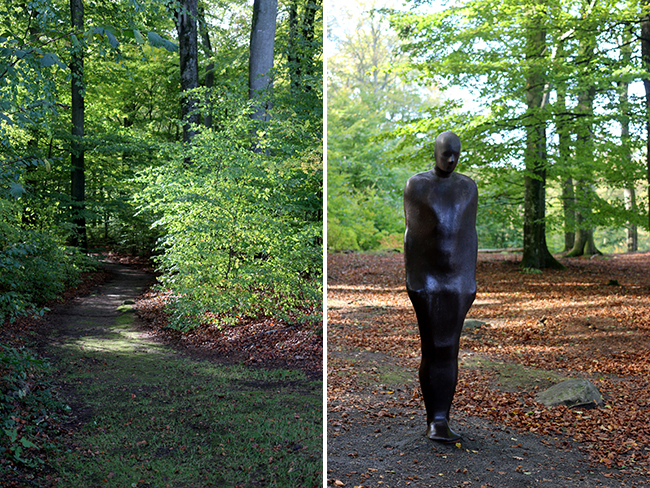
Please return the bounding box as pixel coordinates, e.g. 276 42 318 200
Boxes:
327 251 650 487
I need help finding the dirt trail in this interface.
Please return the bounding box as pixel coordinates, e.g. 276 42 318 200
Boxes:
36 262 322 487
327 252 648 488
327 351 629 488
44 262 156 354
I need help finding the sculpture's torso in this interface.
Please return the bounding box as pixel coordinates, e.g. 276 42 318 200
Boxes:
403 170 478 294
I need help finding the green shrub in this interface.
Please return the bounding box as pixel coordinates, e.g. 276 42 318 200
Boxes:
0 345 66 469
138 108 322 330
0 228 97 323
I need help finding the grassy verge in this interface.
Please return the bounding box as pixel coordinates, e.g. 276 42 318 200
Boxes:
50 311 322 487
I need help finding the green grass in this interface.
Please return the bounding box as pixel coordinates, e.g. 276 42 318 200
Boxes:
49 311 323 487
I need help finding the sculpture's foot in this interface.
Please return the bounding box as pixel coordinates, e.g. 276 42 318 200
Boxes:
426 419 461 443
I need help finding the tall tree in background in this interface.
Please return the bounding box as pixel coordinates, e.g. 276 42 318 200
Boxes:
567 23 600 257
70 0 86 249
248 0 277 124
288 0 321 94
619 28 638 252
178 0 199 144
521 0 562 269
556 41 576 252
642 5 650 230
327 1 435 251
198 4 215 129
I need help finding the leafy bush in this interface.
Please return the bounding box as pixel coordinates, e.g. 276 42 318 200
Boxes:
327 172 404 252
0 224 97 323
138 107 322 330
0 345 66 470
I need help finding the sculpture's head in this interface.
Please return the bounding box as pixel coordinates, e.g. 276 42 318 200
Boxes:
434 131 461 176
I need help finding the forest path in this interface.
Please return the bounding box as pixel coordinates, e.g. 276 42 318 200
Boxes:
39 262 322 487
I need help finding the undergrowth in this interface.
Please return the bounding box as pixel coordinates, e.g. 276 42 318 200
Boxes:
0 344 69 480
0 228 99 324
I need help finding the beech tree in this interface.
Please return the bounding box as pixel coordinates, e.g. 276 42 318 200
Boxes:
70 0 86 249
177 0 199 144
520 0 563 268
388 0 648 265
248 0 277 123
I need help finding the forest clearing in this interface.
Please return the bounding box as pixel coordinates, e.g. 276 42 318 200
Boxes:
1 259 322 487
327 251 650 487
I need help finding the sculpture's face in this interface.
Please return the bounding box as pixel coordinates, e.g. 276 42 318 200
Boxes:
434 136 461 175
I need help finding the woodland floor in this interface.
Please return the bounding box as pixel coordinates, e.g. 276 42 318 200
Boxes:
327 251 650 488
1 259 322 487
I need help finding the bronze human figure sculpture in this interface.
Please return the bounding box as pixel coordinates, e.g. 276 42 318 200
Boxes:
403 131 478 442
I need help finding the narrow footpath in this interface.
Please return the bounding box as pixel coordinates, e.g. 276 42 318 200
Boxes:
39 262 322 487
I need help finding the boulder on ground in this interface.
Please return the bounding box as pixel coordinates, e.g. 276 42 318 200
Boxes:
535 378 602 408
462 319 487 335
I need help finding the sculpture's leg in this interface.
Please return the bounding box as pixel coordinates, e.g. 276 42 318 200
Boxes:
408 288 474 443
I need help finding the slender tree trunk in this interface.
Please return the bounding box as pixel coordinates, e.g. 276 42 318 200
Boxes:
620 30 637 252
288 0 299 93
70 0 86 250
567 35 600 258
198 5 214 129
561 177 575 251
248 0 277 123
287 0 321 94
642 11 650 230
178 0 200 145
521 0 563 269
624 188 637 251
556 59 575 253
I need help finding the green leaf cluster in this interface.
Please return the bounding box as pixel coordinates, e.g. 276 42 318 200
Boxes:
1 345 67 471
327 0 433 251
138 101 322 330
379 0 650 253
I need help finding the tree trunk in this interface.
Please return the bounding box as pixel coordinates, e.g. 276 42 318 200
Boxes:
620 28 637 252
70 0 86 250
561 177 575 251
566 32 600 258
521 1 563 270
642 12 650 230
178 0 200 145
624 188 637 252
198 5 214 129
248 0 277 122
288 0 299 93
556 61 575 253
288 0 321 94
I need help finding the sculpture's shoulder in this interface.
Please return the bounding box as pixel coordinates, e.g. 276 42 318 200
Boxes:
405 171 478 200
454 172 479 196
404 170 435 199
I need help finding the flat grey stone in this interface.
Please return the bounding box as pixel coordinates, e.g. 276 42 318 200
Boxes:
462 319 487 335
535 379 602 408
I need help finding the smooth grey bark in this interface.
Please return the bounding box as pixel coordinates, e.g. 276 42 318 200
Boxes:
555 53 575 253
248 0 277 122
642 12 650 230
198 5 214 129
619 31 637 252
561 177 576 251
567 35 600 258
178 0 200 144
70 0 86 250
521 1 563 270
624 188 637 251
